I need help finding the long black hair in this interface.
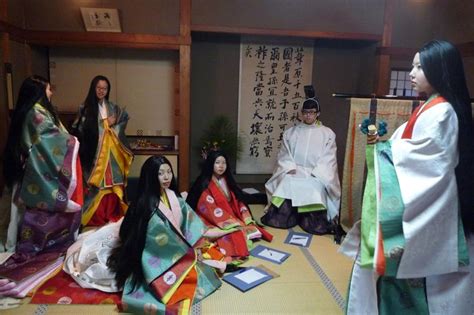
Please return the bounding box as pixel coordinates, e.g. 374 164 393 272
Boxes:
187 150 245 210
73 75 111 172
3 75 59 188
419 40 474 233
107 155 178 291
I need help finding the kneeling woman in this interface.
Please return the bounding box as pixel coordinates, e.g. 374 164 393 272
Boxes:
108 155 221 314
187 150 272 265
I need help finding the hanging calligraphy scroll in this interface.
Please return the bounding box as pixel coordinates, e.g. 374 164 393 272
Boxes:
236 38 313 174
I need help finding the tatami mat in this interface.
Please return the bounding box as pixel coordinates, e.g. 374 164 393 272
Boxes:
198 205 352 315
3 204 353 314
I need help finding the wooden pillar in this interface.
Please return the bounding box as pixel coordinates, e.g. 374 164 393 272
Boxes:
177 0 191 191
178 45 190 192
0 0 9 194
375 0 395 95
180 0 191 40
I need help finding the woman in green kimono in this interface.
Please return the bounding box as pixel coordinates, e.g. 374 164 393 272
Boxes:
0 75 83 293
72 75 133 227
108 155 222 314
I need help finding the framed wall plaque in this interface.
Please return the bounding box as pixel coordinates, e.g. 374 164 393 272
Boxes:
80 8 122 32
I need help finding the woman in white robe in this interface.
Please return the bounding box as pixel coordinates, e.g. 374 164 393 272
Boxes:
341 40 474 314
263 90 341 235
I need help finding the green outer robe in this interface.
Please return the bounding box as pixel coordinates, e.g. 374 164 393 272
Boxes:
121 195 221 314
0 103 82 285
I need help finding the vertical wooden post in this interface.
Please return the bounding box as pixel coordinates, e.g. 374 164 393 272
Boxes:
178 45 190 192
177 0 191 191
180 0 191 39
375 0 395 95
0 0 9 194
173 63 179 136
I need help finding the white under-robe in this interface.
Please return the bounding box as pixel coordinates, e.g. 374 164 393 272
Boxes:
63 219 123 293
265 122 341 219
341 100 474 314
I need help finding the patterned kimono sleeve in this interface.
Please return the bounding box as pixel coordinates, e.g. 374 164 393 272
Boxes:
178 198 208 246
109 103 130 148
237 200 254 225
195 191 241 231
141 214 187 284
70 105 85 135
392 104 461 278
19 104 78 212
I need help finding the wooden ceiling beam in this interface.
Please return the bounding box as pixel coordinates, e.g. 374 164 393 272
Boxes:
191 24 381 41
0 20 189 50
25 30 187 50
0 20 25 42
376 42 474 59
376 46 416 58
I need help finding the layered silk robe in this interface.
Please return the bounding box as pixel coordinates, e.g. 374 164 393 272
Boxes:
73 101 133 226
342 96 474 314
63 218 123 293
0 103 83 292
122 189 221 314
196 177 266 262
265 122 341 219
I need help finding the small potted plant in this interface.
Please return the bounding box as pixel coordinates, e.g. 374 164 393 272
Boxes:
198 115 242 163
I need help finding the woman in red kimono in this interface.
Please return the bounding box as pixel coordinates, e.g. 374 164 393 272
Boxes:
187 150 272 265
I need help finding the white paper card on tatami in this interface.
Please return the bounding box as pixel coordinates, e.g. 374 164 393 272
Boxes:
284 231 313 248
234 268 267 284
222 267 273 292
249 245 290 264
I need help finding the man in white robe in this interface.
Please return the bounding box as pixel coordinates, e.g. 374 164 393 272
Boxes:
262 91 341 235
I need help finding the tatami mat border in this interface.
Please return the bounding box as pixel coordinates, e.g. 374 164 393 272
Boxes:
34 304 48 315
292 229 346 310
192 301 202 315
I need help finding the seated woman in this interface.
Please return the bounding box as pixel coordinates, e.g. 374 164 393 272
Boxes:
107 155 222 314
187 150 272 265
71 75 133 227
0 75 83 297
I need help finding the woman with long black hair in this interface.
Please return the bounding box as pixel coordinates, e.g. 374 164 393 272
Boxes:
0 75 83 297
342 40 474 314
187 150 272 265
71 75 133 227
108 155 221 314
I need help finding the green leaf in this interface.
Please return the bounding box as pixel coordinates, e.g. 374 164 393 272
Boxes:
198 115 242 161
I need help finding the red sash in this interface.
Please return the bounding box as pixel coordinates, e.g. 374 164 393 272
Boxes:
401 96 447 139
